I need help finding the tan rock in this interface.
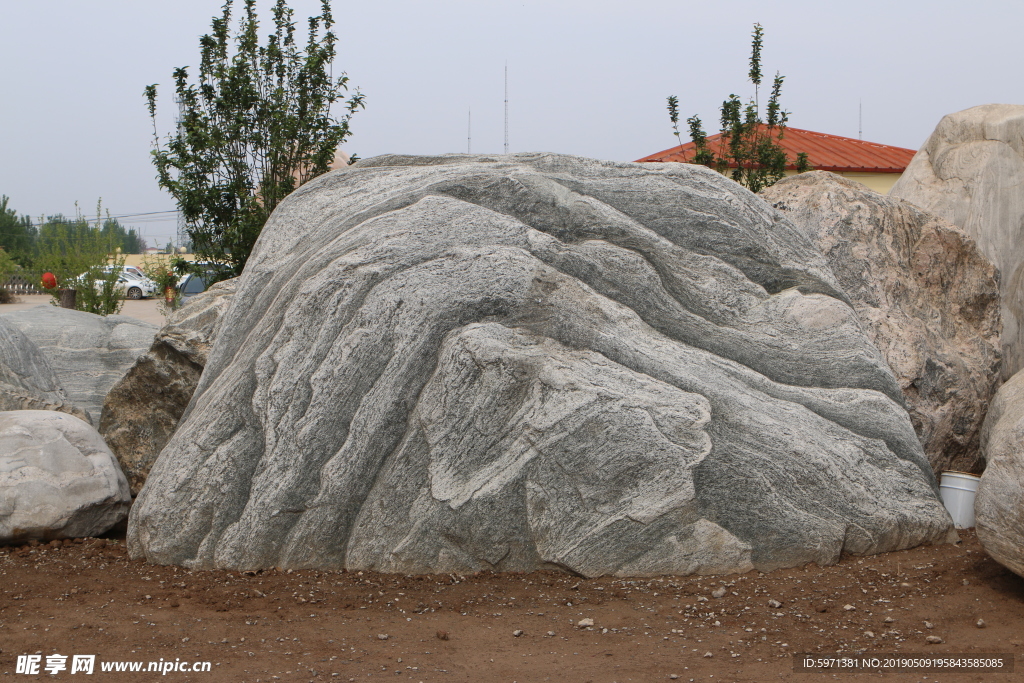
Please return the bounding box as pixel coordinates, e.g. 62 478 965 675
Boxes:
99 279 237 494
890 104 1024 380
762 171 1001 474
976 368 1024 579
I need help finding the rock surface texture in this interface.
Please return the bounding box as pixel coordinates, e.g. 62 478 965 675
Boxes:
890 104 1024 380
0 307 157 422
100 279 237 494
129 154 954 576
762 172 1001 475
976 369 1024 578
0 410 131 542
0 317 91 423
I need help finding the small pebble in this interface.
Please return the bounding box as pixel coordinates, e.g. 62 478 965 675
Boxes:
976 619 986 629
924 621 934 629
670 676 679 680
884 617 895 623
703 652 713 658
512 629 524 637
435 630 449 641
843 604 856 611
376 633 389 641
547 631 555 637
926 635 943 644
767 599 782 608
711 587 726 599
577 618 594 628
864 631 875 638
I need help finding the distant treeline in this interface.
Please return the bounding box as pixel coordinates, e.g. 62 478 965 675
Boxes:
1 195 147 267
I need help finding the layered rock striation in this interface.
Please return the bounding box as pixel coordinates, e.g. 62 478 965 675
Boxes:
762 171 1001 474
129 154 954 575
0 307 157 421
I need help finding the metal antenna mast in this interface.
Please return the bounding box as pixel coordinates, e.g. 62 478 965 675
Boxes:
467 107 472 154
504 63 509 154
174 94 188 251
859 100 863 140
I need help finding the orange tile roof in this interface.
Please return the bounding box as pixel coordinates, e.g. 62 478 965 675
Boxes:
636 126 916 173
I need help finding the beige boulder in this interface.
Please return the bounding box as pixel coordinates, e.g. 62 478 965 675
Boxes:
976 368 1024 578
762 171 1001 474
890 104 1024 380
99 279 237 494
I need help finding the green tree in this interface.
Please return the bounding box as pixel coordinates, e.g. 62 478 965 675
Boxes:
668 23 810 192
145 0 364 277
0 195 38 265
35 210 125 315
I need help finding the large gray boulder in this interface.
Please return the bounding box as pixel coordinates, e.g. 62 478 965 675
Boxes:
0 410 131 542
762 172 1002 475
100 279 237 494
976 368 1024 578
891 104 1024 380
0 317 91 423
129 153 954 576
0 307 157 421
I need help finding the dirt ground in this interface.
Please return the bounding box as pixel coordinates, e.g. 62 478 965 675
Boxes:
0 294 168 325
1 530 1021 682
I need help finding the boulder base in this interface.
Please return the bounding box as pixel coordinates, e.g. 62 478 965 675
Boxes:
976 370 1024 578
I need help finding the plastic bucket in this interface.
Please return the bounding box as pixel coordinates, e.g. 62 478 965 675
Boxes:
939 471 981 528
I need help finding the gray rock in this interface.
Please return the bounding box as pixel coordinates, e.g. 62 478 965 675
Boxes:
976 368 1024 578
762 172 1001 474
0 306 157 421
100 279 237 494
0 410 131 542
0 316 92 423
890 104 1024 380
129 153 954 575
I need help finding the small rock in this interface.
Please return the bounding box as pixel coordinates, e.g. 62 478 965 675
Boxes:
713 620 721 627
512 630 524 637
924 621 934 629
703 652 713 658
884 617 895 623
962 579 970 586
435 630 449 641
546 631 555 637
376 633 389 641
843 604 856 611
767 599 782 608
900 582 912 588
577 618 594 628
976 619 986 629
926 635 944 644
670 676 679 680
864 631 875 638
711 587 727 599
814 604 828 613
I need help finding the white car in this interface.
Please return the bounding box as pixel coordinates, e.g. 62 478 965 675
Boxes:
78 267 159 299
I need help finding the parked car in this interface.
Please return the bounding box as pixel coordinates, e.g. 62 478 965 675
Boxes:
175 263 232 301
76 268 159 299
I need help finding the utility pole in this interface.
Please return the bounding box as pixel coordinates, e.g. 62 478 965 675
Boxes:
504 63 509 154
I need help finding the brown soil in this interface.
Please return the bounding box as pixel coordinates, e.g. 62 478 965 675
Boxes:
1 530 1021 682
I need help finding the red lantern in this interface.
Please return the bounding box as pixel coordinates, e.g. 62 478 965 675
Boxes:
41 272 57 290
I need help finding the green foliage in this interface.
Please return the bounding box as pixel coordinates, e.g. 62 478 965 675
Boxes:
146 0 364 278
0 196 38 266
34 208 125 315
668 23 811 192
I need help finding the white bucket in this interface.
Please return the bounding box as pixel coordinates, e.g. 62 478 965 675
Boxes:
939 471 981 528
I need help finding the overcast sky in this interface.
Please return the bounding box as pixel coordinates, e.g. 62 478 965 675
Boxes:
1 0 1021 247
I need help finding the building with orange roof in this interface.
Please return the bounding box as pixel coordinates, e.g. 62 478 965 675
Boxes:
637 127 916 194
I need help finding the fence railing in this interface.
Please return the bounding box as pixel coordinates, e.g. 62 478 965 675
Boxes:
2 272 45 295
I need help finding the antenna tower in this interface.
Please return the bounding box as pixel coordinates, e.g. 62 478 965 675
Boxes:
859 100 863 140
467 108 472 153
504 64 509 154
174 94 189 250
